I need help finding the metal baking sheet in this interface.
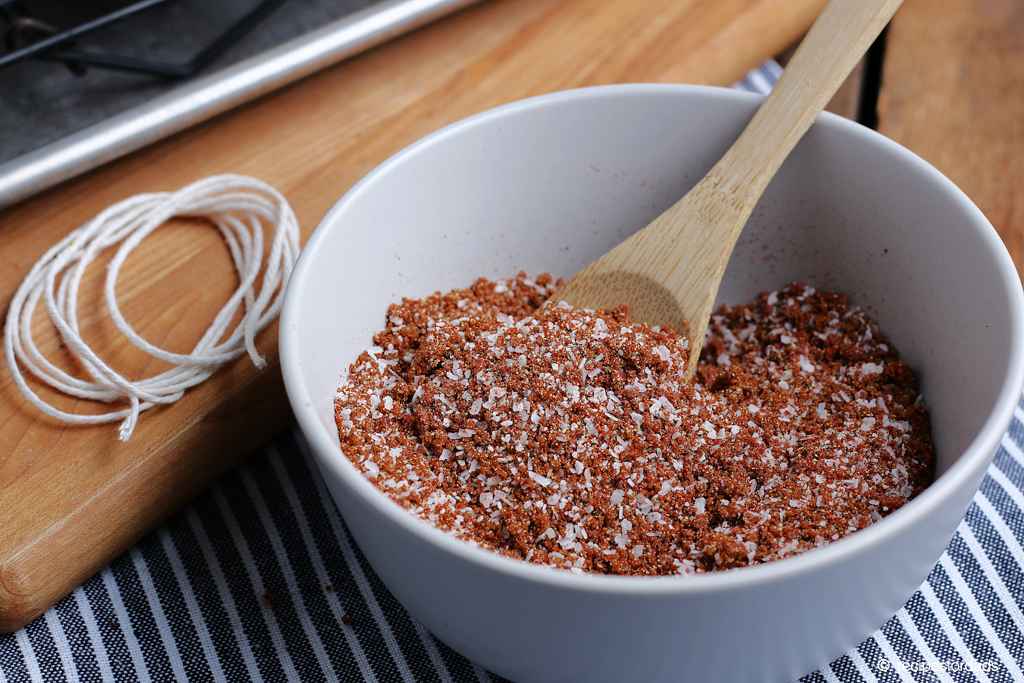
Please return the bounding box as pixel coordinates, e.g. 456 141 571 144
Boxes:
0 0 483 210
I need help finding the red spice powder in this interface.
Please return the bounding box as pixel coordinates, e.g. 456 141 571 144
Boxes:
335 273 934 575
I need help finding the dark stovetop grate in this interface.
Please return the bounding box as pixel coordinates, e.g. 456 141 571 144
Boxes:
0 0 481 208
0 0 380 169
0 0 292 78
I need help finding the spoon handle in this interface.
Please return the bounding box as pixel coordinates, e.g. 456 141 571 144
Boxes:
656 0 904 376
553 0 904 381
707 0 904 213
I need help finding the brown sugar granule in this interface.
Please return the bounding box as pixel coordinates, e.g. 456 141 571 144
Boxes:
335 275 934 575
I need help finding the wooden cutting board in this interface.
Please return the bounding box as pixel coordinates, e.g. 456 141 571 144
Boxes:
876 0 1024 272
0 0 828 632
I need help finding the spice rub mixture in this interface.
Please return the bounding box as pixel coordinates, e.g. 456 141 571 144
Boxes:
335 274 934 575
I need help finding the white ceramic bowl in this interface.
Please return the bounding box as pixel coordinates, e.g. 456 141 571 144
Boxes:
280 84 1024 683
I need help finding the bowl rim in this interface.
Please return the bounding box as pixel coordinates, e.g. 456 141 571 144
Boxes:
281 82 1024 596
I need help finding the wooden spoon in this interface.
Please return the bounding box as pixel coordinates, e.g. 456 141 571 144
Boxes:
553 0 904 379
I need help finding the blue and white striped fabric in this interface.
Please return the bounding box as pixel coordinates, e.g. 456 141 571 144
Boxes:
734 58 784 95
3 63 1024 682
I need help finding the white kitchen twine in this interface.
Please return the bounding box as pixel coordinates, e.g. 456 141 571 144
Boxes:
3 174 301 441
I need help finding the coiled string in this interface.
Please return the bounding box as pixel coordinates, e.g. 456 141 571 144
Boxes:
3 174 301 441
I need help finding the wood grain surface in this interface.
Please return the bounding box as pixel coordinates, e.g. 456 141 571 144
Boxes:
0 0 829 632
877 0 1024 272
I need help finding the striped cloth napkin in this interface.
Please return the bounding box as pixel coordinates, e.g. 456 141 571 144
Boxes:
3 63 1024 683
